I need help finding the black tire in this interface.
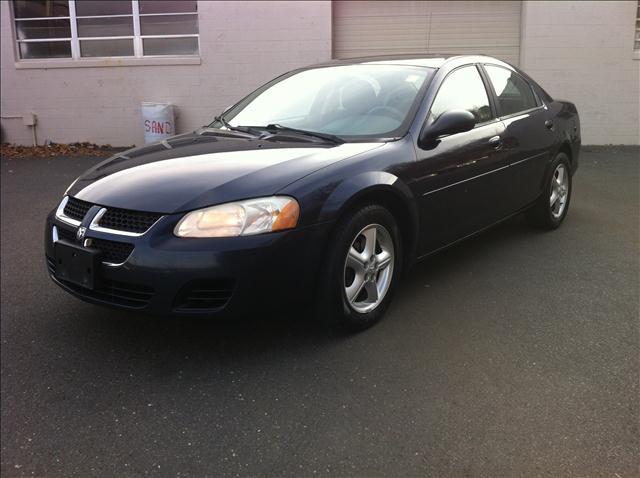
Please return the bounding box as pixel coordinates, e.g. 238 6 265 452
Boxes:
315 204 402 332
525 152 572 230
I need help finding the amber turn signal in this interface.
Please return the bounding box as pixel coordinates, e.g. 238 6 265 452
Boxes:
272 199 300 231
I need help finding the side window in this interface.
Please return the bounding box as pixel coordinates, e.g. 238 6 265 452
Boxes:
484 65 538 116
428 66 492 125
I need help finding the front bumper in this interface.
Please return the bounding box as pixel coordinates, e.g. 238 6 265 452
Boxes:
45 211 333 316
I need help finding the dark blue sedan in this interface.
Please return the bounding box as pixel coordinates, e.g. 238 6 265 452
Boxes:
45 54 580 331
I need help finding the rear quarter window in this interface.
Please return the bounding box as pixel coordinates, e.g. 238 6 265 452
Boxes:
484 65 538 116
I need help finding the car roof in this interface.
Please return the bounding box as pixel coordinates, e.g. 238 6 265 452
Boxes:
305 53 552 103
309 54 510 70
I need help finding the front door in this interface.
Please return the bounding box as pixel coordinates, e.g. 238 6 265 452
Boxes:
410 65 511 255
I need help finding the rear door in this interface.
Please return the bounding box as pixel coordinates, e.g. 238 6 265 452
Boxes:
412 65 510 255
481 64 556 208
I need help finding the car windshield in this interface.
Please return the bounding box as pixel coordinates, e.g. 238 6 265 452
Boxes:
215 64 434 140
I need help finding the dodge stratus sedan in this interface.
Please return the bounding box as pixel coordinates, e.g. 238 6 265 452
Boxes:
45 54 580 331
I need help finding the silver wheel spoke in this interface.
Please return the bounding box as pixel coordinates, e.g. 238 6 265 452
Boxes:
362 227 377 259
364 280 378 303
347 247 366 271
376 250 392 270
346 274 365 302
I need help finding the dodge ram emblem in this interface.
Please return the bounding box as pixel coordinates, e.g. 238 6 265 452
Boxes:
76 226 87 241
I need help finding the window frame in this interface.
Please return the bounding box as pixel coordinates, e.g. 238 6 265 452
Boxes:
635 0 640 50
10 0 200 65
426 64 499 129
634 0 640 59
479 64 543 120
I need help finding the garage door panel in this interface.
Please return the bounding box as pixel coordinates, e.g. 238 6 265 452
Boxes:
419 1 518 14
335 0 431 17
334 17 432 28
333 0 521 65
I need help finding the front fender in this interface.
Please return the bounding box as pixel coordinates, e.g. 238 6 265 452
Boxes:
318 171 416 223
317 171 420 267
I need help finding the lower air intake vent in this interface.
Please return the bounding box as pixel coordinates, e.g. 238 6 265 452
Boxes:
56 277 154 309
89 238 134 264
57 226 77 243
173 279 235 311
46 255 56 275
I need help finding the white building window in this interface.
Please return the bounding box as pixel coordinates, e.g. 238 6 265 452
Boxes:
12 0 199 61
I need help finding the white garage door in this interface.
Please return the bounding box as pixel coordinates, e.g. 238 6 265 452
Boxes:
333 1 522 65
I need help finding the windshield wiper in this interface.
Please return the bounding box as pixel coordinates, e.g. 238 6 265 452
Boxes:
198 127 255 139
261 124 345 144
211 116 262 137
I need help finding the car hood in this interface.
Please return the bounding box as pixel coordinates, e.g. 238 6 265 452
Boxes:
68 132 383 213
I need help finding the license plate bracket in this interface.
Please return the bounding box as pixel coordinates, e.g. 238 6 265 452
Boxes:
54 240 101 289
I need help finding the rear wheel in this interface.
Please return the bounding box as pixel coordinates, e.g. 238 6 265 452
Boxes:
316 204 402 332
526 152 572 229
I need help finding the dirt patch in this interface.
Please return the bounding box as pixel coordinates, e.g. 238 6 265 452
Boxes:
0 142 119 159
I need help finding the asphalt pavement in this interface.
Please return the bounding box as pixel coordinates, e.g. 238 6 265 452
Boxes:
1 147 638 477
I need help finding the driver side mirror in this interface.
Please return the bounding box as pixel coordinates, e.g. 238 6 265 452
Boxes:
419 109 476 146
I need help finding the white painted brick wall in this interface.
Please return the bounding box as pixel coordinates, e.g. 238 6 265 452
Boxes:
520 0 640 145
2 1 638 146
0 1 332 146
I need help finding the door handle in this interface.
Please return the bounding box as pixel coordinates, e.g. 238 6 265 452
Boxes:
545 120 554 130
488 136 502 149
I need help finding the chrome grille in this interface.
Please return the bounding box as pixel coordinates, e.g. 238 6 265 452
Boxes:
63 197 92 221
98 208 162 234
58 196 162 235
53 225 134 265
88 238 134 264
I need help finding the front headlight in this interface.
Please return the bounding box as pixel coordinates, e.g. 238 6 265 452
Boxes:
174 196 300 238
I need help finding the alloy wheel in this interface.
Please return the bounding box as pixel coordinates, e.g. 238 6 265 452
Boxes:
343 224 394 313
550 163 569 219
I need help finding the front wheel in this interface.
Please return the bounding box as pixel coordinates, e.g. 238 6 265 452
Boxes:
526 152 572 229
315 204 402 332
